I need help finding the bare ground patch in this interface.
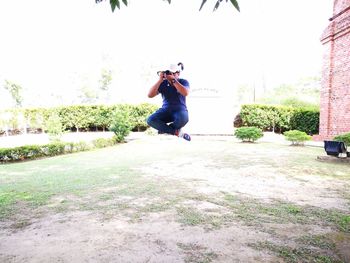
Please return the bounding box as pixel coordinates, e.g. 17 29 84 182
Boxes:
0 210 277 263
141 157 349 211
0 135 349 262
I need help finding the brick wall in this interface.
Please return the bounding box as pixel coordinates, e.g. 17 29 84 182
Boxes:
318 0 350 140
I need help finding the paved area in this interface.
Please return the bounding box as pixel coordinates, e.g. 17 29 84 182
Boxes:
0 131 324 149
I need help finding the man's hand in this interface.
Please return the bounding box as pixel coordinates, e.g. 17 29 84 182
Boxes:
166 73 175 83
158 72 165 81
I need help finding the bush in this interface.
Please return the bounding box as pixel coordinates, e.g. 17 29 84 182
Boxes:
45 112 64 141
109 109 133 142
240 105 274 130
234 127 263 142
73 141 91 152
283 130 311 146
19 145 43 159
92 137 118 148
333 132 350 146
44 142 66 156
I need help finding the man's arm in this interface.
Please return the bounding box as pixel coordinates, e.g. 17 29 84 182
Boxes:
148 74 164 98
172 79 189 97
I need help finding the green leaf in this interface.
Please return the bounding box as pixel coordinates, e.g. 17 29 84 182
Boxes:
121 0 128 6
199 0 207 11
213 1 220 11
229 0 240 11
110 0 120 12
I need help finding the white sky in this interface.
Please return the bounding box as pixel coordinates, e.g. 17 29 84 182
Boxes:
0 0 333 107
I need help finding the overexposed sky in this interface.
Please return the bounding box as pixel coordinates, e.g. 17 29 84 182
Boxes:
0 0 333 107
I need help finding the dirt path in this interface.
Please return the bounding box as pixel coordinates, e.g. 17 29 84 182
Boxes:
0 135 349 262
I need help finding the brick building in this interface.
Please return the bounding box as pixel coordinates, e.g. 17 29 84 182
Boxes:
318 0 350 139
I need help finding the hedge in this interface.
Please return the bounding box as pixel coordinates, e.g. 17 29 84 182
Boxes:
290 108 319 135
0 137 118 163
238 104 319 135
0 103 158 135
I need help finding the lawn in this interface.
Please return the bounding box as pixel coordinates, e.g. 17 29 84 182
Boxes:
0 134 349 262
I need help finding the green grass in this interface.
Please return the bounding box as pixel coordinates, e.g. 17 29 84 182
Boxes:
297 235 336 250
177 243 218 263
249 241 342 263
0 146 144 219
220 193 350 233
176 207 207 226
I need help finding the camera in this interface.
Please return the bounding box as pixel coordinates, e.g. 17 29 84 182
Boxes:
157 70 173 76
157 63 184 76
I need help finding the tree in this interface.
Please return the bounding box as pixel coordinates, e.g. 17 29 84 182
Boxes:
99 68 113 91
3 80 23 108
95 0 240 12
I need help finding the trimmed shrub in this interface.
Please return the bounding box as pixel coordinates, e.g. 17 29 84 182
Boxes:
73 141 91 152
44 142 66 156
19 145 43 159
92 137 118 148
284 130 311 146
64 142 76 153
333 132 350 146
0 136 119 163
234 127 263 142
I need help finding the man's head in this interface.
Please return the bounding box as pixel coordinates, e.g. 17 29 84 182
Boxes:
157 62 184 77
168 64 182 74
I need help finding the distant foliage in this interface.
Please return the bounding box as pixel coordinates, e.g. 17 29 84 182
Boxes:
3 80 23 108
256 77 321 107
281 97 319 109
283 130 311 146
333 132 350 147
234 127 263 142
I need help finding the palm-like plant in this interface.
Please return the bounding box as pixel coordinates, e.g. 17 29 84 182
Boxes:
95 0 240 12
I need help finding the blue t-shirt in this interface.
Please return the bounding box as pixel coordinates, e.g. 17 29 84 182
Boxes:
158 79 190 110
